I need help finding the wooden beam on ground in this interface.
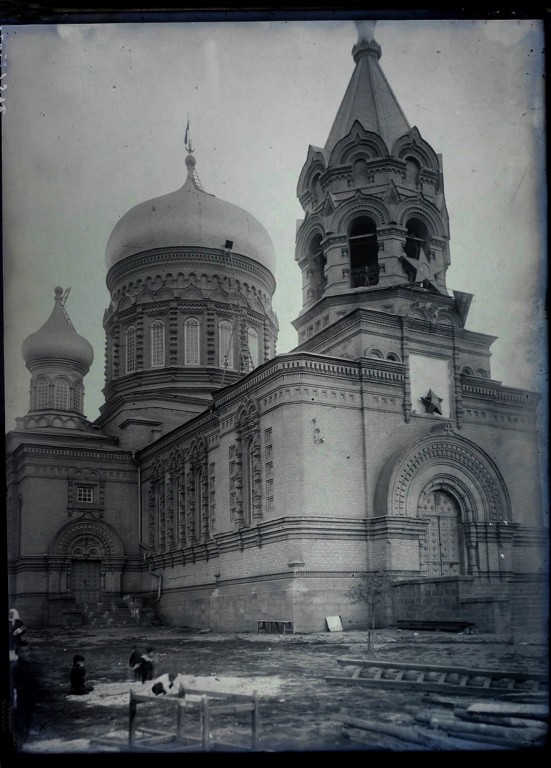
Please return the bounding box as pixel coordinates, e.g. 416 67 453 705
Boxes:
467 702 549 721
335 658 547 682
342 717 443 748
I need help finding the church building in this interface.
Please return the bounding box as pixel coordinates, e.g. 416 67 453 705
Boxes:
6 23 547 636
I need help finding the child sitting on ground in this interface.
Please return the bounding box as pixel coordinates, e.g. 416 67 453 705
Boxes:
69 654 94 695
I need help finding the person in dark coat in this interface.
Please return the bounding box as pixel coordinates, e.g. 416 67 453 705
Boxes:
8 609 27 660
129 646 142 681
10 645 37 751
69 654 94 695
134 647 155 684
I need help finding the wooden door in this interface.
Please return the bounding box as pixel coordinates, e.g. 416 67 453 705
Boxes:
420 491 462 576
71 559 101 604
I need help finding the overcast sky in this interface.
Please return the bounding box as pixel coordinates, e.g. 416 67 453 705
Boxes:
2 18 546 431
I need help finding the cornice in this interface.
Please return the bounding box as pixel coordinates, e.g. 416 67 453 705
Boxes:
106 247 276 294
9 442 134 464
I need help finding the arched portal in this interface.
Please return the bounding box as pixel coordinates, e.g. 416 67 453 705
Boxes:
49 519 125 605
373 429 513 579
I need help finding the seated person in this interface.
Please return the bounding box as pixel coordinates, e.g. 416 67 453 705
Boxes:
151 671 186 697
69 654 94 695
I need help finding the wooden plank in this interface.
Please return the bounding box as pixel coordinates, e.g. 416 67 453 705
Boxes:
467 702 549 721
201 696 210 752
335 657 547 682
251 692 259 751
455 710 549 730
136 734 177 745
342 726 500 751
414 712 545 742
343 717 442 748
209 704 255 715
180 687 256 701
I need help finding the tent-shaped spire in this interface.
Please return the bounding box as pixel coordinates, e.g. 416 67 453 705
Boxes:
324 21 411 155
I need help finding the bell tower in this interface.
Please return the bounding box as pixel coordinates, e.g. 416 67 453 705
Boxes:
293 21 471 352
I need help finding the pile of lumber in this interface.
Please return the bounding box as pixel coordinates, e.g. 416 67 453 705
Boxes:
342 693 548 750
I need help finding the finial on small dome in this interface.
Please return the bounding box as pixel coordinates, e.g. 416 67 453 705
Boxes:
352 19 381 62
356 20 377 43
54 286 63 300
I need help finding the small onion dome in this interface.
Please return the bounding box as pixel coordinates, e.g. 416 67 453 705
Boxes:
105 153 276 274
22 287 94 370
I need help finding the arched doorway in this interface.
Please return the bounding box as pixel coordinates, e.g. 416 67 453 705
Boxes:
49 518 125 606
69 536 103 604
418 489 463 576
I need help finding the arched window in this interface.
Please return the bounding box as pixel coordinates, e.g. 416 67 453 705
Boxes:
54 378 70 410
247 327 259 370
36 377 49 409
195 468 204 541
126 326 136 373
405 156 421 187
404 217 430 262
308 233 326 298
386 352 401 362
219 320 234 369
151 320 165 368
176 477 185 545
243 438 255 526
367 348 384 359
461 366 474 376
72 384 82 412
352 157 370 187
349 216 379 288
184 318 200 366
311 173 322 206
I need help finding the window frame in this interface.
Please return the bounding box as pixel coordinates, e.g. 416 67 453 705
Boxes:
184 317 201 366
36 377 49 409
219 320 234 369
54 377 70 410
151 320 165 369
126 325 136 374
76 485 94 504
247 327 259 369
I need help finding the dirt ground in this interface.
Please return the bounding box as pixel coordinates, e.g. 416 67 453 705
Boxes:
9 624 549 755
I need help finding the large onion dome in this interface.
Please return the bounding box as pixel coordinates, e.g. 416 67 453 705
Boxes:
105 153 276 273
22 287 94 371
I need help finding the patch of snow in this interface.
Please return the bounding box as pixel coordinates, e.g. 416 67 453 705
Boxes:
66 675 285 708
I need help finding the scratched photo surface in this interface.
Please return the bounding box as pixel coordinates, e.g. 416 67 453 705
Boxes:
1 15 548 757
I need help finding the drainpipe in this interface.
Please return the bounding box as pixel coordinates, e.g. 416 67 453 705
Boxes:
131 451 162 603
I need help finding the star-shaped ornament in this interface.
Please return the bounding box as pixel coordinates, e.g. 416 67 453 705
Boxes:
401 249 443 293
421 389 443 415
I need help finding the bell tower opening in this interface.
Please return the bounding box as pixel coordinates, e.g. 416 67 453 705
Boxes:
349 216 379 288
404 217 430 267
308 233 326 300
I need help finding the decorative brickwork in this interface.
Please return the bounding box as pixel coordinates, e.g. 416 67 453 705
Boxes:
50 518 124 557
380 432 511 524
